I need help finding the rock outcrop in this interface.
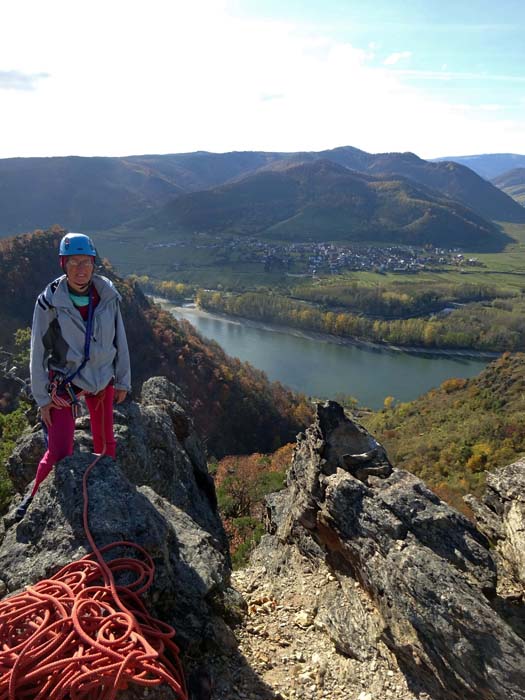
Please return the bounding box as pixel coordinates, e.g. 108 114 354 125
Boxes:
256 401 525 700
3 386 525 700
1 377 234 698
466 459 525 592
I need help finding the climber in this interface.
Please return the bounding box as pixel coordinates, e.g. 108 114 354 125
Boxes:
15 233 131 520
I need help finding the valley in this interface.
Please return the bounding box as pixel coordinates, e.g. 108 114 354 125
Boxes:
95 220 525 355
2 145 525 571
159 298 490 409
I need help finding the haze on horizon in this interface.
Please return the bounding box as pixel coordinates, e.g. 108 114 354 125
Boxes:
1 0 524 161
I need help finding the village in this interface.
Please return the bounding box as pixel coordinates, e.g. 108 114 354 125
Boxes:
146 235 483 275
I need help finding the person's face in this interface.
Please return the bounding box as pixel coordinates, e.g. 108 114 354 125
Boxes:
65 255 94 291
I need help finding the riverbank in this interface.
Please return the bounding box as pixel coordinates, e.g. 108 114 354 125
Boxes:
151 297 500 361
150 295 490 410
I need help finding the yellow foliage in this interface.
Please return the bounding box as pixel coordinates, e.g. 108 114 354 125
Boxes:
440 377 468 393
466 442 492 472
383 396 395 410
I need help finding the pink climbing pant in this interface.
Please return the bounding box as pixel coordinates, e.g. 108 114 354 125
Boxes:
32 384 116 495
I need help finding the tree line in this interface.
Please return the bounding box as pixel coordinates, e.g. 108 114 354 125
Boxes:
196 288 525 352
292 281 509 319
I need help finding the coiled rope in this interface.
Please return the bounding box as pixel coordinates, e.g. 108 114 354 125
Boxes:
0 403 188 699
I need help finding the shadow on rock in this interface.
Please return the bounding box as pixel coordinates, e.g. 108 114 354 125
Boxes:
273 401 525 700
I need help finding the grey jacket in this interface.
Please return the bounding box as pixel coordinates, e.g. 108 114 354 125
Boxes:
30 274 131 407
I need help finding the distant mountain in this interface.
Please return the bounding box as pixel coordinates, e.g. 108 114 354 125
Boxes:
0 156 185 236
431 153 525 180
130 160 509 250
315 148 525 223
128 151 290 191
0 151 315 236
1 146 524 238
492 168 525 206
221 146 525 224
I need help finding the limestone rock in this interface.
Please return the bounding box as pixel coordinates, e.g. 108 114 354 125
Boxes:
0 453 228 651
272 401 525 700
5 376 226 555
466 459 525 589
1 377 230 660
5 427 46 493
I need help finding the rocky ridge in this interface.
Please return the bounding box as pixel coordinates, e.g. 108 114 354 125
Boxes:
466 458 525 594
2 388 525 700
222 402 525 700
0 377 235 699
204 548 428 700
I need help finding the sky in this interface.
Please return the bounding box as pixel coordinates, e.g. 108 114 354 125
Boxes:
1 0 524 160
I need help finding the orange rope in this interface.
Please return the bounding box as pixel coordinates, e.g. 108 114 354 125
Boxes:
0 392 188 700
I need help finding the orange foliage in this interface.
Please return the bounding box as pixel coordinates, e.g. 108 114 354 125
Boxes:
431 482 474 520
440 377 468 394
215 444 294 488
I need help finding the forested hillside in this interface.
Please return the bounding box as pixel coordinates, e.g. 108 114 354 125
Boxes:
1 146 523 240
0 228 312 456
493 168 525 205
302 147 525 223
0 157 183 234
362 352 525 512
136 160 508 250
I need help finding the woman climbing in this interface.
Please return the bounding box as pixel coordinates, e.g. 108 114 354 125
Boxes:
15 233 131 520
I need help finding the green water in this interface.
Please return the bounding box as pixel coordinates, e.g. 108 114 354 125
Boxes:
163 302 491 409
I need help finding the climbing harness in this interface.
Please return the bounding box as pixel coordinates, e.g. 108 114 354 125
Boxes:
0 394 188 699
49 285 95 418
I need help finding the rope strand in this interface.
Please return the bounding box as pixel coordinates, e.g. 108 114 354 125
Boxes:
0 391 188 699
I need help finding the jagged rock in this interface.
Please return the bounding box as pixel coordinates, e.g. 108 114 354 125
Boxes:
5 428 46 493
270 401 525 700
5 377 226 553
0 452 229 651
263 490 290 535
1 378 231 669
113 378 223 544
466 459 525 590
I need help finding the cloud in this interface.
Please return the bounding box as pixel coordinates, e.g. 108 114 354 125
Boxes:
260 93 285 102
383 51 412 66
479 104 505 112
0 1 523 159
0 70 49 91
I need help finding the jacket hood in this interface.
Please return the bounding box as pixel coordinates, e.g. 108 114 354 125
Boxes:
43 274 121 308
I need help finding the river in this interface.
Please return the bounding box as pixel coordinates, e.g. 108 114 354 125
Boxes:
156 300 491 409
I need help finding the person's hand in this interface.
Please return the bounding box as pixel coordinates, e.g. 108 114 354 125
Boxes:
114 389 127 404
40 403 54 428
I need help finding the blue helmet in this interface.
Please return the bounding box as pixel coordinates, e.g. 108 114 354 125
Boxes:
59 233 97 257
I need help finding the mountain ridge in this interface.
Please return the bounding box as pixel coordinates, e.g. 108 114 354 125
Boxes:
130 158 509 250
493 167 525 205
432 153 525 180
1 146 524 242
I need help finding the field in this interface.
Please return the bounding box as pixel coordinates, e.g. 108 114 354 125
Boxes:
323 223 525 292
96 222 525 298
95 230 298 289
